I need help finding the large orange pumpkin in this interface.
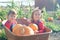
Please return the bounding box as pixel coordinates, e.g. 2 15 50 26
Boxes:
23 26 34 35
29 23 38 32
12 24 34 36
12 24 24 36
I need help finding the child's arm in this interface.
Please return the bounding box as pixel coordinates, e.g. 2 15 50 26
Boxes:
38 21 45 33
5 21 11 29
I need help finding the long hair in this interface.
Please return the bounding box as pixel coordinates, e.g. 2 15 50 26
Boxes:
31 7 42 22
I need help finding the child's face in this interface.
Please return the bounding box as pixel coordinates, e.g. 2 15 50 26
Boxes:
33 11 41 21
8 14 17 21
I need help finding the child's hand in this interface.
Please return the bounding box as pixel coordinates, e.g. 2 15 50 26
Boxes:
34 30 39 34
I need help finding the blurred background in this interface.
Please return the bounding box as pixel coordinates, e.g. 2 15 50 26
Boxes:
0 0 60 40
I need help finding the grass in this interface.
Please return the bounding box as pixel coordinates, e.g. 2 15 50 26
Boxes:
45 22 60 32
0 29 7 40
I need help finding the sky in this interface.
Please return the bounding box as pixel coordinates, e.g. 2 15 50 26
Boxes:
0 0 35 6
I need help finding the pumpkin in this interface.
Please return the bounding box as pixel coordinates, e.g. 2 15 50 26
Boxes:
48 17 53 21
29 23 38 32
12 24 24 36
23 26 34 35
12 24 34 36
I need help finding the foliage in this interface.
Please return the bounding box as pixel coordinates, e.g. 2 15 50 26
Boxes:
45 22 60 32
42 7 49 21
0 29 7 40
53 3 60 20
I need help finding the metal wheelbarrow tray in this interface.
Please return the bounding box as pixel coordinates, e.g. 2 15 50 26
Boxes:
4 18 52 40
4 26 52 40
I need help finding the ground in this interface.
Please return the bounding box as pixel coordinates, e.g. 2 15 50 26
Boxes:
49 20 60 40
49 32 60 40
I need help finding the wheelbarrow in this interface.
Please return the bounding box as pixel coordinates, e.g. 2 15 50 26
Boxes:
2 18 52 40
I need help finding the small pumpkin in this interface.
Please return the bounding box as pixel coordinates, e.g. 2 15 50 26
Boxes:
48 17 53 21
29 23 38 32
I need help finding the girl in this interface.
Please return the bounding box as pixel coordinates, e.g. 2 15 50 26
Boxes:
5 9 17 31
31 8 45 33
